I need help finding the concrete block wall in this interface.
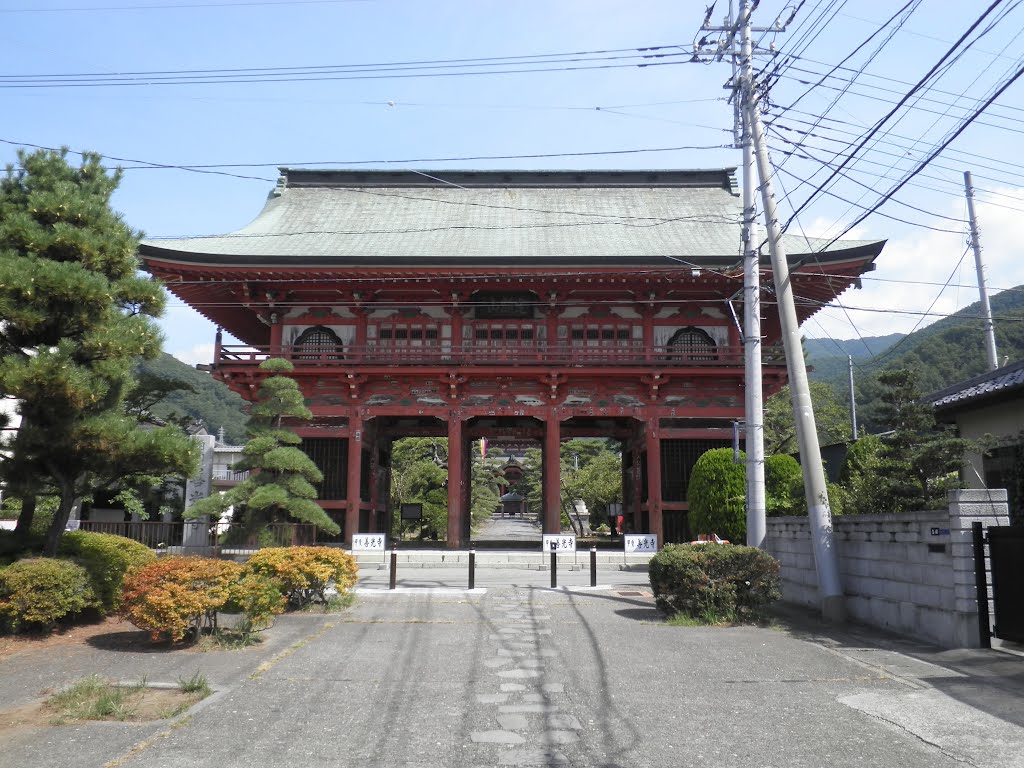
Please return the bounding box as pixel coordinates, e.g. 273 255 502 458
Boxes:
765 489 1008 648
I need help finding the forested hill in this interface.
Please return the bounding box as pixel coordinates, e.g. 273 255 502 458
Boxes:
808 285 1024 430
137 353 248 444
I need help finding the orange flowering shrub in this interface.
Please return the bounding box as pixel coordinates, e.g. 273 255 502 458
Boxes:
120 556 243 642
244 547 358 608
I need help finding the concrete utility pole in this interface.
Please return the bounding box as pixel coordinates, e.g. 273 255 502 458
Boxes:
738 4 766 550
737 0 844 620
963 171 999 372
848 355 857 440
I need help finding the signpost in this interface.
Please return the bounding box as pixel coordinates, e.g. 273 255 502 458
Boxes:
624 534 658 554
351 534 387 551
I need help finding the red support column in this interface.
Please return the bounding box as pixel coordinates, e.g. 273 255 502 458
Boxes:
641 304 655 362
345 413 363 547
447 413 465 549
353 307 368 363
543 413 562 536
645 424 664 547
269 317 283 357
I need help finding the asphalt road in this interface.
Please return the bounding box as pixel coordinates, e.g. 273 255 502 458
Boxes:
21 586 1010 768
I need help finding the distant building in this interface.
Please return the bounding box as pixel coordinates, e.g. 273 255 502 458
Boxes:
141 168 883 547
928 359 1024 523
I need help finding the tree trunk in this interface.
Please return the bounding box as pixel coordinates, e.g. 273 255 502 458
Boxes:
42 485 78 557
12 495 36 546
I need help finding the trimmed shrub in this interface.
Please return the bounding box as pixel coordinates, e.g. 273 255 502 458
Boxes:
120 556 243 642
223 574 286 633
244 546 358 608
59 531 156 613
765 454 802 515
0 558 97 632
649 543 781 623
687 448 747 542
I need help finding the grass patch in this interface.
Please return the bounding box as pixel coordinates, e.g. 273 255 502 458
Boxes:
44 674 211 724
47 676 141 723
299 592 355 613
197 628 264 651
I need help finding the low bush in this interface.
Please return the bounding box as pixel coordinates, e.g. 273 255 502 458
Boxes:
649 544 781 623
121 556 243 642
59 531 156 613
0 558 97 632
223 573 286 633
244 546 358 608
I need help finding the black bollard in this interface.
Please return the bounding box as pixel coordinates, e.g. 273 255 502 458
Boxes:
590 545 597 587
389 544 397 590
469 549 476 591
550 550 557 589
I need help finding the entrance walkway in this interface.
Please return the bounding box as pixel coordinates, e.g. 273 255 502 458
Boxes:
474 511 542 544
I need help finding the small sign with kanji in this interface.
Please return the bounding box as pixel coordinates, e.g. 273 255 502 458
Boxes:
351 534 387 551
542 534 576 554
624 534 658 553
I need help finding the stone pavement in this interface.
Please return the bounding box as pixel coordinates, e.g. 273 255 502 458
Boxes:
2 571 1023 768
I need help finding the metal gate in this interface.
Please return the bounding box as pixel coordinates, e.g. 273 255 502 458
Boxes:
987 526 1024 643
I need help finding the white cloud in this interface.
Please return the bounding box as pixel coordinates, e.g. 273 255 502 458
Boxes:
806 189 1024 341
170 343 216 368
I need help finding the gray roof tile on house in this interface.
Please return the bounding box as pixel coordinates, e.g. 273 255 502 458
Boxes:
927 358 1024 411
140 169 883 267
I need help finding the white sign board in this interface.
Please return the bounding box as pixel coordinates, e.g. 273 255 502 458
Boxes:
625 534 658 553
542 534 576 553
351 534 387 551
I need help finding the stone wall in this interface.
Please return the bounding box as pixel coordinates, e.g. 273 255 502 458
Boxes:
765 489 1008 648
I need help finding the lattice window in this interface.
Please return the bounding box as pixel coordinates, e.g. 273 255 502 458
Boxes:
299 438 346 499
666 327 717 360
660 439 732 501
294 326 344 360
376 322 439 347
567 323 636 349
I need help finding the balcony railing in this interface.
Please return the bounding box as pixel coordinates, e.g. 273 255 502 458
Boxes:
212 468 250 482
218 343 781 368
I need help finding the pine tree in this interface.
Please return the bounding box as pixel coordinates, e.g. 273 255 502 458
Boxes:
187 358 339 535
0 148 198 555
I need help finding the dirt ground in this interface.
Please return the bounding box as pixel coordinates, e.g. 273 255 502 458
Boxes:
0 616 155 660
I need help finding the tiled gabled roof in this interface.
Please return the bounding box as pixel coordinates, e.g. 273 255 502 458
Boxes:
139 168 884 267
927 359 1024 412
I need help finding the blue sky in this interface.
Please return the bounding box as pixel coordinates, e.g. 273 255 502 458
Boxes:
4 0 1024 365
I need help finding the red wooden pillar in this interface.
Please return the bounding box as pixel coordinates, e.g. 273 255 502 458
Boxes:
269 316 283 357
345 413 363 546
645 423 664 547
543 412 562 536
447 412 465 548
353 306 368 363
641 303 655 362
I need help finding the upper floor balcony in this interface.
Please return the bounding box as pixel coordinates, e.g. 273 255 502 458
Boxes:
216 342 784 369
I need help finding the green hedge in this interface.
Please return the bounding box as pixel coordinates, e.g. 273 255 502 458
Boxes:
0 558 97 632
649 543 781 623
687 448 747 542
59 531 157 612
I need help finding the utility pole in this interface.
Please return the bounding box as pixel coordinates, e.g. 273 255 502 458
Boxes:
700 0 845 620
738 3 765 550
963 171 999 371
848 355 857 440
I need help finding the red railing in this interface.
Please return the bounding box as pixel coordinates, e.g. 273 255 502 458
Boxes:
217 343 777 368
77 520 319 552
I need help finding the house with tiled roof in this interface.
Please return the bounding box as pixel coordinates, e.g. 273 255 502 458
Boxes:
927 359 1024 523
